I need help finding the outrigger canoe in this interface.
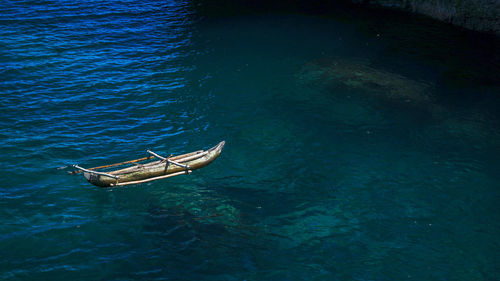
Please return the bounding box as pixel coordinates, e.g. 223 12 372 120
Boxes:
72 141 225 187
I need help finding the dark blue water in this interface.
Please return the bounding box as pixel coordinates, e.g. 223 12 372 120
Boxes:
1 1 500 280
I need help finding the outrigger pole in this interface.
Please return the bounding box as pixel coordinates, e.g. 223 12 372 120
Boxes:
111 170 192 186
72 165 119 179
146 150 191 170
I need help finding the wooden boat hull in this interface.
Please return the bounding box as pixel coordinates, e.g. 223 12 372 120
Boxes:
83 141 225 187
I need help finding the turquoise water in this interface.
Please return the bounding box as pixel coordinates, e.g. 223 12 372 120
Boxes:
1 1 500 280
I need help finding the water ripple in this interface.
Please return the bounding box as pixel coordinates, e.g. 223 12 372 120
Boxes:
1 1 499 280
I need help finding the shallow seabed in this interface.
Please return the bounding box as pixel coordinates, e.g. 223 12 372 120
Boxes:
1 1 499 280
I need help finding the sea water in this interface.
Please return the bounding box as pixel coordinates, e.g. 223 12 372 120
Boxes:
1 1 499 280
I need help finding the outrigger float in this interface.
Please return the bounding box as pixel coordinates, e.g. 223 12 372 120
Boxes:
71 141 225 187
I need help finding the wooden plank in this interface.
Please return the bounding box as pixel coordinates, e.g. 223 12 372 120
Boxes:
175 151 208 163
69 156 154 174
170 150 203 161
112 170 192 186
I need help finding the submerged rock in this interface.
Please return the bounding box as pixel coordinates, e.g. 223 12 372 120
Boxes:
149 183 241 228
259 204 361 249
297 57 499 151
297 58 443 116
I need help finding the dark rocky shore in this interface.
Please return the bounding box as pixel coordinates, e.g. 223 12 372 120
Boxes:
353 0 499 35
197 0 499 35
